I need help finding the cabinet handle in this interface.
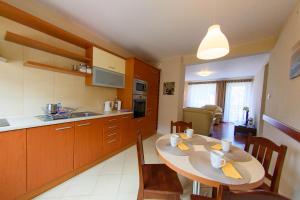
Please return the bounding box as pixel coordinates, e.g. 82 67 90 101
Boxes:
108 125 118 129
55 126 72 131
77 123 91 127
137 119 142 122
107 132 117 137
107 139 117 144
108 66 115 69
108 119 117 122
121 116 129 119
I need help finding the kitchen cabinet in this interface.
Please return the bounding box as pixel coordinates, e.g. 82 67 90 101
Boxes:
0 129 26 200
117 58 160 138
89 46 125 74
27 123 74 191
74 119 103 169
102 116 122 155
120 114 135 146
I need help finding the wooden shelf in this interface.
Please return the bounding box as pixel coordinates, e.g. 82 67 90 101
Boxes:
5 32 91 63
0 1 125 59
24 61 87 77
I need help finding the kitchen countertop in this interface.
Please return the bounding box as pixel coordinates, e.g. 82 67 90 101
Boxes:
0 111 133 132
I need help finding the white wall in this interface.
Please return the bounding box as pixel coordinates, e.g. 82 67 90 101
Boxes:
262 2 300 199
157 56 185 134
252 64 267 134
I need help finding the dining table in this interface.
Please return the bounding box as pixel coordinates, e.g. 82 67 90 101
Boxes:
155 133 265 195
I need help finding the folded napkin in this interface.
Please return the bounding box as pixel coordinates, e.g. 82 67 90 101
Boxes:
211 143 222 150
179 133 189 139
222 163 242 179
177 142 190 151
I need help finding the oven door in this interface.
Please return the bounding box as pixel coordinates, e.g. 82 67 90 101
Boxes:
133 96 147 118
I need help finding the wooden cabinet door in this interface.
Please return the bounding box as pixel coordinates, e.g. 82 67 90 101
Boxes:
74 119 103 169
120 114 135 146
27 123 74 191
102 116 122 155
0 129 26 200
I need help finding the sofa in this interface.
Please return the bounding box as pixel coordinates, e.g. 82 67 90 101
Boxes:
183 107 214 136
200 105 223 124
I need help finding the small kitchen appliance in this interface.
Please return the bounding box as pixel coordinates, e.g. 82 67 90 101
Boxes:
104 101 113 112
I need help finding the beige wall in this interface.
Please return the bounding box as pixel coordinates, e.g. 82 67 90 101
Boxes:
157 56 185 134
262 2 300 199
0 16 117 117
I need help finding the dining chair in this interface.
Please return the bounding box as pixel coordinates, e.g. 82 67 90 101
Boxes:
136 130 183 200
191 185 290 200
244 136 287 193
170 120 192 133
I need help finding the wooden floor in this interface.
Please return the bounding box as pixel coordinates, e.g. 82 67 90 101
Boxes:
211 122 247 149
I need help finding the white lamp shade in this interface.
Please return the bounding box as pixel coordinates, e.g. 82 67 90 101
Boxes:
197 24 229 60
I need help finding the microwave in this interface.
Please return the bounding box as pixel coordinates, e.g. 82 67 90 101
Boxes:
133 79 148 95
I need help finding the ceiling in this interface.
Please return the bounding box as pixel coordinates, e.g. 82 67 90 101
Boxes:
39 0 297 62
185 53 270 82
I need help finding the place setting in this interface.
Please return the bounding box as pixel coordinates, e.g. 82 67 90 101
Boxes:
189 149 251 185
204 139 252 162
156 129 199 156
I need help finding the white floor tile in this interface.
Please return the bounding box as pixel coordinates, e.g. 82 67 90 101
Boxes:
92 174 121 195
119 174 139 193
117 193 137 200
89 194 117 200
61 196 90 200
64 176 98 197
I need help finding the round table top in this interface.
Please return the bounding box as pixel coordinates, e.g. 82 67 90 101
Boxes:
155 134 265 190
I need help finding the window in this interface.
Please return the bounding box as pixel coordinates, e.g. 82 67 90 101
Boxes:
186 83 217 108
223 82 253 123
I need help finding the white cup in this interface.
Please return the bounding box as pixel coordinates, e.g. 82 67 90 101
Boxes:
221 140 232 152
170 134 179 147
210 150 226 168
185 129 194 138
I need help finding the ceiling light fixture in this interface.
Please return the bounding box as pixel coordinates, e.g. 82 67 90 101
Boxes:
197 24 229 60
197 70 212 77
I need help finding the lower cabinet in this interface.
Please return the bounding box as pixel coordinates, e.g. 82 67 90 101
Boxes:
27 123 74 191
74 119 103 169
102 116 122 154
121 114 135 146
0 129 26 200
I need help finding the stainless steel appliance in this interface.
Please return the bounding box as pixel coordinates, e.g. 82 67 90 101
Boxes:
133 94 147 118
0 118 9 127
133 79 148 95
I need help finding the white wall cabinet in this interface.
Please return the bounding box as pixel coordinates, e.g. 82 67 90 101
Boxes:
92 47 125 74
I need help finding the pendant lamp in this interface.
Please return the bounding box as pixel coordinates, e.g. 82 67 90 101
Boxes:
197 24 229 60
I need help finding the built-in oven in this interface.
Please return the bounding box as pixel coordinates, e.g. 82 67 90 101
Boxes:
133 94 147 118
133 79 148 95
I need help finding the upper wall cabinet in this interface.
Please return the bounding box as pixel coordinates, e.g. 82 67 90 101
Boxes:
86 46 126 88
90 47 125 74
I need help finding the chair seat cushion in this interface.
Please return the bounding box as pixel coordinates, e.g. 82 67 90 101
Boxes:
143 164 183 194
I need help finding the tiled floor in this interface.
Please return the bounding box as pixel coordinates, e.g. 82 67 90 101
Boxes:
34 135 194 200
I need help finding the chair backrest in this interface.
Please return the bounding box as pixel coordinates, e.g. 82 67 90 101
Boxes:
220 185 290 200
244 136 287 193
170 120 192 133
136 130 145 189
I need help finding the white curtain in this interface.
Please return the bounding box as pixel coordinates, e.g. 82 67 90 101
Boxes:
186 83 216 108
223 82 253 123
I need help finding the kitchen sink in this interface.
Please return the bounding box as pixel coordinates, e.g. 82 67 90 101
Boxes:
70 112 103 118
36 112 103 121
